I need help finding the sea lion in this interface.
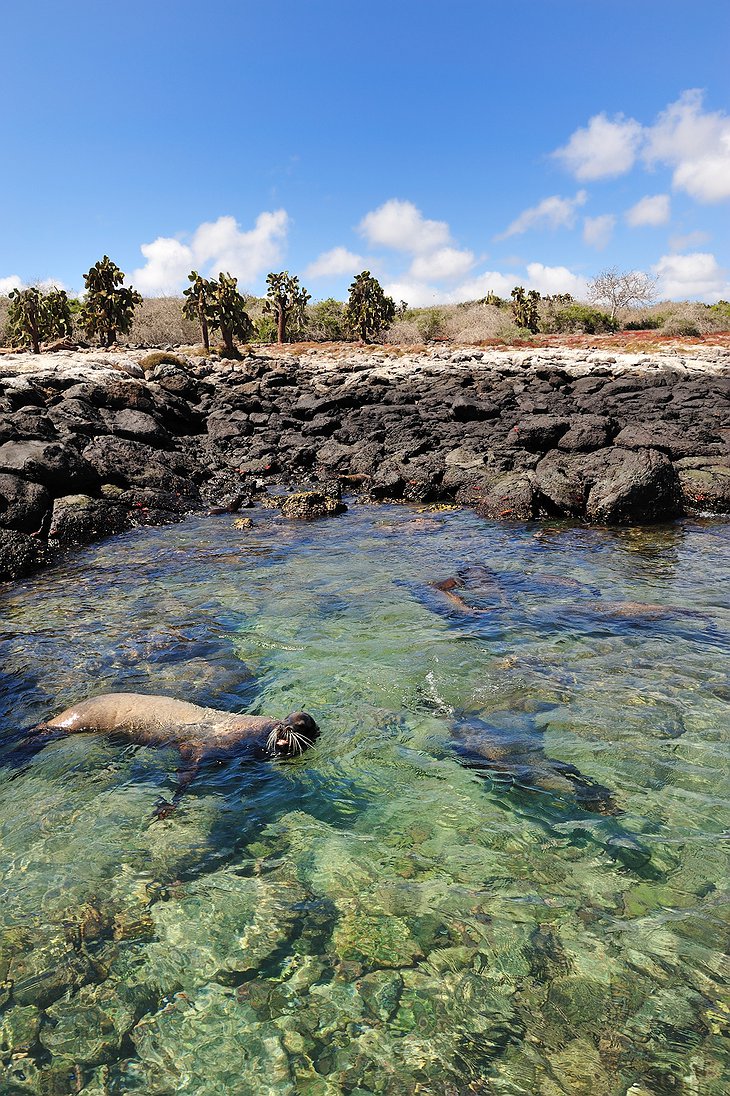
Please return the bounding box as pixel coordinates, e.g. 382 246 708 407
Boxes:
30 693 320 817
451 708 618 816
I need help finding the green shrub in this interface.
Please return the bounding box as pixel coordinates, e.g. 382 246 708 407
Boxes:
306 298 347 341
623 315 663 331
552 304 617 334
708 300 730 324
253 313 278 343
417 309 445 341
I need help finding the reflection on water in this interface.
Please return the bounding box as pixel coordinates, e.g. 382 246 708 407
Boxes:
0 505 728 1094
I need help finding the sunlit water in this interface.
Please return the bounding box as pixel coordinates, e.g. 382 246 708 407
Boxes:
0 504 728 1095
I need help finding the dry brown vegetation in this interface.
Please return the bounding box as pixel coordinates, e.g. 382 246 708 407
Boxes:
1 292 728 352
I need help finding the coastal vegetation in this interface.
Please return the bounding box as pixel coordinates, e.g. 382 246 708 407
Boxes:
1 259 729 353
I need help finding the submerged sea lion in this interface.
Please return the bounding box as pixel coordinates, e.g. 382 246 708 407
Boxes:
451 709 618 816
30 693 320 817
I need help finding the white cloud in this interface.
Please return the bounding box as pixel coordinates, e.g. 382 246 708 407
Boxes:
643 90 730 202
387 262 589 308
449 270 516 302
384 280 443 308
0 276 68 295
625 194 671 227
359 199 451 253
524 262 589 297
668 230 710 252
408 247 475 282
0 275 24 295
304 246 363 279
498 191 587 239
131 210 289 295
653 251 730 302
553 113 642 180
582 214 616 250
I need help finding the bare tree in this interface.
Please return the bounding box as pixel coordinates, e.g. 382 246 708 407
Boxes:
588 267 657 321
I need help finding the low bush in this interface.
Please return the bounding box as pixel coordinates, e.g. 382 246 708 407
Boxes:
306 298 347 341
660 318 701 337
551 304 617 334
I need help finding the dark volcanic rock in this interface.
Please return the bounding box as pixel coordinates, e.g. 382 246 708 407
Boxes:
0 529 46 581
675 459 730 513
0 440 99 492
49 494 133 545
0 474 51 533
475 472 535 520
558 416 615 452
82 436 200 500
507 415 569 452
535 447 679 524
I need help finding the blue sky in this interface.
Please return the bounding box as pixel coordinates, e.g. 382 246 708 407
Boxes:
2 0 728 304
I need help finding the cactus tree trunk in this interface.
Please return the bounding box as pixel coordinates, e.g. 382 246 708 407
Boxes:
277 303 285 344
200 309 209 351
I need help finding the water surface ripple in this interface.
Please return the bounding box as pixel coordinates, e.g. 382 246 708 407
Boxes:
0 505 728 1094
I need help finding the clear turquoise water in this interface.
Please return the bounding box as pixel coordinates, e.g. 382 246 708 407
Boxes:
0 504 728 1095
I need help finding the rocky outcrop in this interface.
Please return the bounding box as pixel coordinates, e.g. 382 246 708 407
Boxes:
0 344 727 582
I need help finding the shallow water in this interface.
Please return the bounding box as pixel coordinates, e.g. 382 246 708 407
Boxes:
0 504 728 1095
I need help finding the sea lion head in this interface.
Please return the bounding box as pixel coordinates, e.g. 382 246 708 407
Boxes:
266 711 320 758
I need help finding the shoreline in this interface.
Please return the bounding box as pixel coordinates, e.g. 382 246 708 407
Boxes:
1 343 728 584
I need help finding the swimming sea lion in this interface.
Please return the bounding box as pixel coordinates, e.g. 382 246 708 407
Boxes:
31 693 320 817
451 708 618 816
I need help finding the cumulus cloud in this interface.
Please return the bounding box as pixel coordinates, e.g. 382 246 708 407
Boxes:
359 199 451 253
386 262 589 308
553 113 642 180
131 210 289 295
555 91 730 204
653 251 730 302
497 191 587 239
643 90 730 202
524 263 589 297
408 247 475 282
0 275 68 295
304 246 363 279
582 214 616 250
0 275 24 295
625 194 671 227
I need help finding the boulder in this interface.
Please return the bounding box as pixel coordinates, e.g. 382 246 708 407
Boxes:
675 459 730 514
82 436 200 500
102 408 172 446
475 472 535 520
0 439 99 492
585 447 679 524
507 415 569 452
557 416 615 452
280 491 347 519
48 494 133 545
0 474 51 532
534 446 680 523
0 530 46 581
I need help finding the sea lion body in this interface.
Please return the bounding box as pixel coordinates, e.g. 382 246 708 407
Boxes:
35 693 320 816
45 693 285 753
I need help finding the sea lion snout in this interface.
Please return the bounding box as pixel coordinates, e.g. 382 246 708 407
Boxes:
269 711 320 756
